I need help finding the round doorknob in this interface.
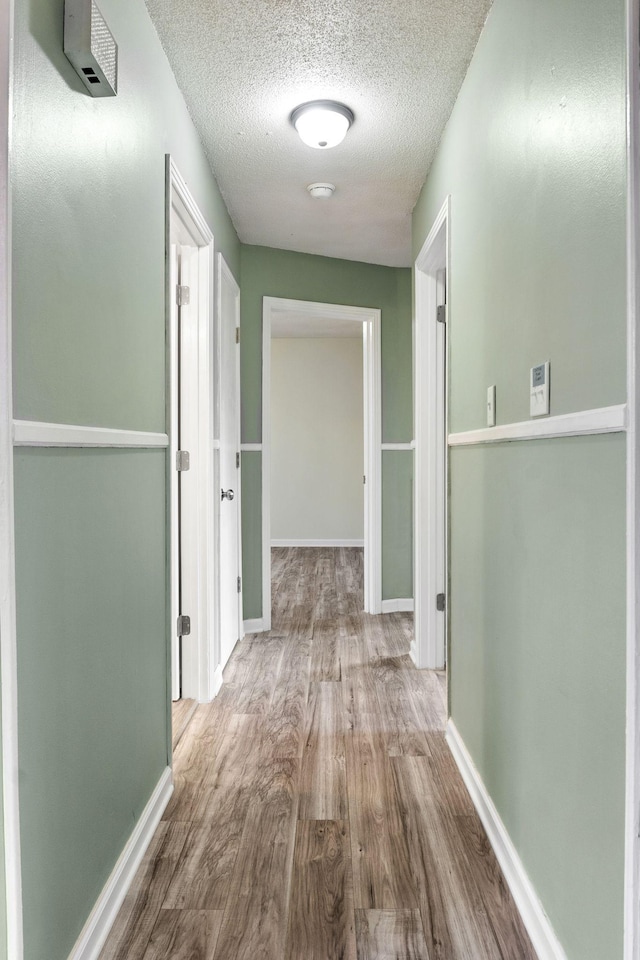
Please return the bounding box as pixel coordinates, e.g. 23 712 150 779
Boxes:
221 488 235 501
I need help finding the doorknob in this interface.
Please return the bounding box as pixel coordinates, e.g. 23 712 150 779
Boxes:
221 488 235 501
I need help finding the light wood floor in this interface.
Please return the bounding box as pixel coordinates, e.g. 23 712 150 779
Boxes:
100 547 536 960
172 697 197 750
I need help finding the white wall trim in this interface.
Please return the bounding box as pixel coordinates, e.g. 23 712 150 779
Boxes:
68 767 173 960
414 196 449 671
262 296 382 627
0 0 23 952
448 404 627 447
13 420 169 448
381 442 414 451
625 0 640 956
271 539 364 547
240 443 262 452
381 598 414 613
446 722 568 960
243 618 265 634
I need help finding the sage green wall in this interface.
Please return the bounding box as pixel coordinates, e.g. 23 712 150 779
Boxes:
381 450 413 601
13 0 239 431
239 245 413 617
412 0 627 956
450 437 626 959
14 450 167 960
241 452 262 622
11 1 239 957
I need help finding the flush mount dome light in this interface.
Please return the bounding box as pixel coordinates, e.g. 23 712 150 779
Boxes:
307 182 335 199
291 100 354 149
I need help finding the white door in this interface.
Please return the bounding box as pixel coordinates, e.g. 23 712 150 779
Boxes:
218 256 242 666
173 245 201 699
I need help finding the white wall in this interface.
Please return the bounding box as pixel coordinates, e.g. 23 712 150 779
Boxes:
271 337 364 544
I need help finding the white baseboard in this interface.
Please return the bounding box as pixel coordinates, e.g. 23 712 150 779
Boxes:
210 662 224 700
68 766 173 960
381 598 414 613
446 721 567 960
271 539 364 547
243 617 266 633
409 636 419 666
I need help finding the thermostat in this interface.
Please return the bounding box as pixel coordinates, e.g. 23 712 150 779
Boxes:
530 361 550 417
64 0 118 97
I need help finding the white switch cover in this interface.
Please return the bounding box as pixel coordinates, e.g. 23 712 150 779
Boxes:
487 385 496 426
530 362 550 417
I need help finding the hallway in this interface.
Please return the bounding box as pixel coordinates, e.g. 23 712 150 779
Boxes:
99 548 536 960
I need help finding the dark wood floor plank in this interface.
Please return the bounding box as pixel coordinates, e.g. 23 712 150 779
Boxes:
391 756 503 960
311 617 342 681
99 547 536 960
452 814 538 959
213 758 300 960
346 713 417 910
285 820 356 960
98 822 190 960
355 909 430 960
299 681 347 819
142 910 223 960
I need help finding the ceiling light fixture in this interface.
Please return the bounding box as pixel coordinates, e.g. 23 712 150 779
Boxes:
307 182 335 199
291 100 354 149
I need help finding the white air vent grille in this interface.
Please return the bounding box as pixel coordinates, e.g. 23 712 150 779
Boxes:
64 0 118 97
90 1 117 91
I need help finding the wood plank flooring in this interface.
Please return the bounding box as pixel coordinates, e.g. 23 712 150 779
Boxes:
100 547 536 960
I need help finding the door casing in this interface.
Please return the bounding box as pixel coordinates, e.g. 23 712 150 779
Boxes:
259 296 382 632
167 157 219 703
413 196 450 670
217 253 243 666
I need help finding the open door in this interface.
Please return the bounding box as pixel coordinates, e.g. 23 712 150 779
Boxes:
168 157 216 710
218 255 242 666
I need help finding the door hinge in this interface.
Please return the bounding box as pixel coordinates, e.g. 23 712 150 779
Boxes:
436 304 447 324
236 451 240 468
436 593 446 612
235 327 240 344
176 284 190 307
363 475 366 484
177 614 191 636
237 576 242 594
176 450 190 472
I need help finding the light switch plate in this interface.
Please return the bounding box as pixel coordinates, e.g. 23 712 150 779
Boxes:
530 361 550 417
487 385 496 426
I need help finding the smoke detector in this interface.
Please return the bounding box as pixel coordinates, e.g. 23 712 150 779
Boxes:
307 182 336 199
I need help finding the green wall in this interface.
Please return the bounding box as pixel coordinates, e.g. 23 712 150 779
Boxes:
11 0 239 957
412 0 627 956
14 449 167 960
239 244 413 618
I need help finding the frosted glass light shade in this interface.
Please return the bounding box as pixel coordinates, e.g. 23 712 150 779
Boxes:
291 101 354 149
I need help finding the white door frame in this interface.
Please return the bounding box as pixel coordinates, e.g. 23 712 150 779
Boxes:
167 158 219 702
625 0 640 955
0 0 23 954
216 253 244 663
261 296 382 630
413 196 450 670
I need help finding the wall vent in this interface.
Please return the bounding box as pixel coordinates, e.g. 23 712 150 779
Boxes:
64 0 118 97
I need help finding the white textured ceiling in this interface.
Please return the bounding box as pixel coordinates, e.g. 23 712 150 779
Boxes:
272 310 363 339
145 0 492 267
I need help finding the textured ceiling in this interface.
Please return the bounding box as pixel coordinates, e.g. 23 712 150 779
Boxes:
145 0 493 267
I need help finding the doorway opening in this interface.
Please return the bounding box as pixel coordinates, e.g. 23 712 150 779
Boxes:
414 197 450 672
261 298 381 630
167 158 218 737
